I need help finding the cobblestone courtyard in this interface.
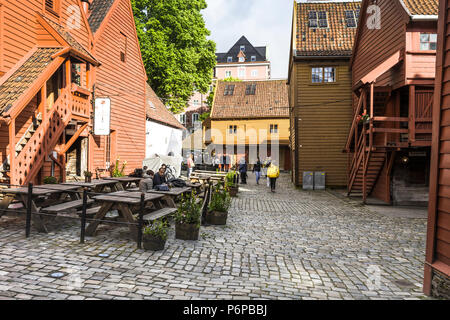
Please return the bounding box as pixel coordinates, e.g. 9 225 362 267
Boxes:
0 174 429 300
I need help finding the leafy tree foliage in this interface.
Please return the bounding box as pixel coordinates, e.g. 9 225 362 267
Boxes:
131 0 217 113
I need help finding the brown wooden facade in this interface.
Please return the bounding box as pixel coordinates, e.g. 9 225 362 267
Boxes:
423 0 450 298
0 0 148 186
288 1 358 187
347 0 438 205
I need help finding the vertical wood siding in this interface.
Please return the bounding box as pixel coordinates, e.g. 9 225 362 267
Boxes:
294 59 353 187
91 0 146 173
352 0 407 89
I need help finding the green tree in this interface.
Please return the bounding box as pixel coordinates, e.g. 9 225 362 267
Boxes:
131 0 216 113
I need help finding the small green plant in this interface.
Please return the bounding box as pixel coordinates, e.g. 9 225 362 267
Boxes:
208 184 231 213
175 192 201 227
43 176 58 184
84 170 92 177
111 158 127 177
225 171 238 188
143 219 168 240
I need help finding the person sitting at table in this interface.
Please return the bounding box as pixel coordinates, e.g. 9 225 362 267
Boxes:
153 166 167 189
139 170 154 192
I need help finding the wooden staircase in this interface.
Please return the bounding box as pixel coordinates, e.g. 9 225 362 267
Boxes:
2 88 72 186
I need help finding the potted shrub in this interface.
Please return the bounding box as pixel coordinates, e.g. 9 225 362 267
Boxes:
43 176 58 184
84 170 93 183
206 184 231 225
142 219 168 251
225 171 239 197
175 192 201 240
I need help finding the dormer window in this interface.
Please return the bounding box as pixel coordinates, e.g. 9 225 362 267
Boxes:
318 11 328 28
251 56 256 62
345 10 357 28
309 11 328 28
224 84 235 96
239 57 245 62
245 84 256 95
240 45 246 52
227 56 233 62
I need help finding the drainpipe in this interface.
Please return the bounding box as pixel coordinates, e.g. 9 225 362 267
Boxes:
80 0 90 15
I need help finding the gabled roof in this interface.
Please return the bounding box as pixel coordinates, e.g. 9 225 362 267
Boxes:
294 0 361 58
0 48 61 115
400 0 438 16
211 80 289 120
216 36 268 63
88 0 115 33
146 84 185 130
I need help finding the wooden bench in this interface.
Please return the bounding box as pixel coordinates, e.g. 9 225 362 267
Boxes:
127 187 140 192
143 207 177 222
76 206 102 217
42 199 94 213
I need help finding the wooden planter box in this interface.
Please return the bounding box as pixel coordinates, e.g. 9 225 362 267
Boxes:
175 222 200 240
206 210 228 225
228 186 239 197
143 235 166 251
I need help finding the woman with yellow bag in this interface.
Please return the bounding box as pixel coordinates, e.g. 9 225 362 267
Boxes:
267 161 280 193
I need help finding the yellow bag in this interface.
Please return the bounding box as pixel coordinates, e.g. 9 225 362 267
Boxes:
267 165 280 178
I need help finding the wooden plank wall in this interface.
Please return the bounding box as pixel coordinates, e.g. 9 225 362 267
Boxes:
352 0 407 89
91 0 146 174
425 0 450 294
294 59 353 187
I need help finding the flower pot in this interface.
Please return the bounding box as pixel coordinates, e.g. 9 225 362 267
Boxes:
228 186 238 197
206 210 228 225
143 235 166 251
175 222 200 240
85 176 92 183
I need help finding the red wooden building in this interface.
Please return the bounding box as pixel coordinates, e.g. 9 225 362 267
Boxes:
346 0 438 206
0 0 148 186
424 0 450 299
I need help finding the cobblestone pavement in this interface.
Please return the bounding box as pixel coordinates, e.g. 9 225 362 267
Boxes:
0 174 429 300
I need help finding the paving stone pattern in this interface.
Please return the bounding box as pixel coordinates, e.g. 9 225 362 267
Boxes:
0 174 430 300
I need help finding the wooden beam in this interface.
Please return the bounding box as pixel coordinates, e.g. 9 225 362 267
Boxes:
409 85 416 143
58 123 88 155
9 118 15 185
361 50 403 85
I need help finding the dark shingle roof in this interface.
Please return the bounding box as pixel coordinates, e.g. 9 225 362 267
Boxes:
146 84 185 130
295 1 360 57
88 0 115 34
216 36 268 63
0 48 61 115
401 0 438 16
211 80 289 120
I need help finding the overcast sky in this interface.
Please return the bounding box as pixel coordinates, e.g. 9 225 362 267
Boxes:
202 0 293 79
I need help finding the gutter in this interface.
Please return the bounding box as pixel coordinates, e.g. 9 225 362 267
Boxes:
411 15 438 21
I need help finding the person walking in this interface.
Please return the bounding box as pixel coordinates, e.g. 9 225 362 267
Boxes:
267 161 280 193
187 154 195 178
253 157 262 185
238 157 247 184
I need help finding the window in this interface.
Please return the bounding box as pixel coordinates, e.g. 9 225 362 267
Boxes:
309 11 328 28
238 67 246 78
193 100 200 106
192 113 200 123
239 57 245 63
227 56 233 62
251 69 258 77
179 114 186 124
229 125 237 134
420 33 437 50
240 45 246 52
45 0 60 16
251 56 256 62
245 84 256 95
119 32 127 62
224 84 235 96
345 10 357 28
270 124 278 134
225 70 232 78
311 67 336 83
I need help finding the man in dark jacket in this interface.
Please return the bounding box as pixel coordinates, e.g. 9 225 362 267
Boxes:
238 157 247 184
253 157 262 184
153 167 167 189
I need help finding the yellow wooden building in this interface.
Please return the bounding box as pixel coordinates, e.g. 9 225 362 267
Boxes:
207 79 290 169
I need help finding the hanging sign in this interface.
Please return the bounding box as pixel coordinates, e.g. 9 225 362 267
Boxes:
94 97 111 136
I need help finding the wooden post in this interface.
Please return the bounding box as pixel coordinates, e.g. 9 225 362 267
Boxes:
370 83 374 118
137 193 145 249
25 183 33 238
362 125 367 204
9 118 15 185
409 85 416 143
80 188 87 244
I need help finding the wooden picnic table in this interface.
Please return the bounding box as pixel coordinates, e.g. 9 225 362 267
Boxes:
102 177 143 190
85 191 165 239
62 179 120 193
194 170 227 176
0 184 81 233
147 187 192 208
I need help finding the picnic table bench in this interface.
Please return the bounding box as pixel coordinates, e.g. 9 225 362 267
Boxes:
147 187 192 208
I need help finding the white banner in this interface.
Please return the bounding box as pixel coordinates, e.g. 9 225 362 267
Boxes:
94 97 111 136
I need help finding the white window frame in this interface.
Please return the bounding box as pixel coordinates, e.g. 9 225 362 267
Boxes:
251 56 256 62
239 57 245 63
420 33 437 51
225 70 232 78
192 113 200 123
238 67 246 79
179 113 186 124
240 45 245 52
251 69 258 77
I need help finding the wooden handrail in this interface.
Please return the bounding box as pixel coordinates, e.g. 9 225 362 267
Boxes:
345 89 366 152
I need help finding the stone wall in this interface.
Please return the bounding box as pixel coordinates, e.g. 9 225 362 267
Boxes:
431 270 450 300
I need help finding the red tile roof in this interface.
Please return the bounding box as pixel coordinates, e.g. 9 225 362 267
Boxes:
401 0 438 16
211 80 289 120
146 83 185 130
295 1 361 57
